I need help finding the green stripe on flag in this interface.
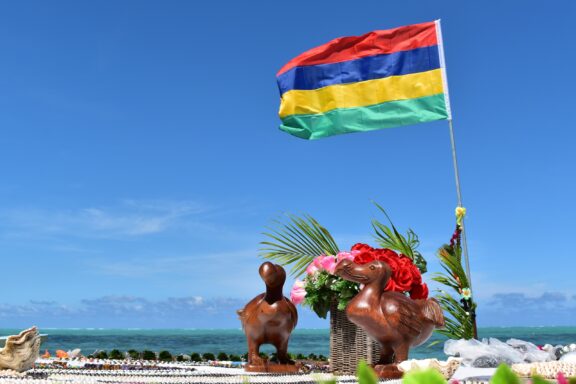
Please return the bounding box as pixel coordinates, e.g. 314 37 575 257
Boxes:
279 93 448 140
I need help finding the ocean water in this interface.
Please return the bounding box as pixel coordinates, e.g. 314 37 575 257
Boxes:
1 328 575 360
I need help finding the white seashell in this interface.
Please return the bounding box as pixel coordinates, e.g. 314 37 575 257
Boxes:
512 361 576 378
560 352 576 363
67 348 82 359
397 357 461 378
0 327 41 372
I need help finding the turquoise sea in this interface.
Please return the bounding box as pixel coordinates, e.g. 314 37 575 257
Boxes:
1 328 575 360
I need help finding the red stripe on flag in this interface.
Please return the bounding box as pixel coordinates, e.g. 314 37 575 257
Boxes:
277 21 437 76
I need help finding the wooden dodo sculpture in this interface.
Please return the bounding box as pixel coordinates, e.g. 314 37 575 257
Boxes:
238 262 298 371
334 259 444 377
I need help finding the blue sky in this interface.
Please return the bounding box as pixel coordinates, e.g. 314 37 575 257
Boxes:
1 0 575 328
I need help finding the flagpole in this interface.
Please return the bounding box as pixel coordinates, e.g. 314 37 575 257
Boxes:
448 118 472 290
437 19 477 338
435 19 473 286
448 119 477 339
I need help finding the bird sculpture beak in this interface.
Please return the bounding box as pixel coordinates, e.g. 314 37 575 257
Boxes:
334 259 352 278
334 259 369 284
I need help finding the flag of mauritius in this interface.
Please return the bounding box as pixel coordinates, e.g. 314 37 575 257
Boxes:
276 20 452 140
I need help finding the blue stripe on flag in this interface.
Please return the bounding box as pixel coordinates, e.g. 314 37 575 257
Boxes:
277 45 440 95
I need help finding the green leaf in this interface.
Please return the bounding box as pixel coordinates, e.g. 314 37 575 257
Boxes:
531 375 552 384
402 369 447 384
315 378 337 384
490 364 520 384
427 339 443 347
313 372 337 384
357 361 378 384
260 214 339 277
433 233 477 340
371 202 427 273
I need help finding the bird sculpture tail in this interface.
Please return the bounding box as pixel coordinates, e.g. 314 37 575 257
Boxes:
422 298 445 328
237 309 246 330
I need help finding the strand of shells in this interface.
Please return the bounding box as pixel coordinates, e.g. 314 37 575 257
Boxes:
0 369 25 378
0 372 379 384
512 361 576 378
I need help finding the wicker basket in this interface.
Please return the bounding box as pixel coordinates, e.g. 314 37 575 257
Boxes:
329 301 381 374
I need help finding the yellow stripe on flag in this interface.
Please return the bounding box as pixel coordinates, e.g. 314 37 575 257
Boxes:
279 69 444 118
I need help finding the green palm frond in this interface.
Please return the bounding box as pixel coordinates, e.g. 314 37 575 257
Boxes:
433 238 477 340
437 246 469 288
371 202 427 273
260 214 340 277
434 291 475 339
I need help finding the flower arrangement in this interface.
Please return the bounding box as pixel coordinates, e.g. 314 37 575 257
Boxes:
289 243 430 318
260 203 432 319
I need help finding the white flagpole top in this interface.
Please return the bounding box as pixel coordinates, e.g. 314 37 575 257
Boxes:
435 19 453 121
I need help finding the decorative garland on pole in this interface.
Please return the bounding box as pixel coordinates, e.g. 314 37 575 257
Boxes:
432 207 478 340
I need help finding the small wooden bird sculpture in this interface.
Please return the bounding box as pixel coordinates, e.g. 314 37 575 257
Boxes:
238 262 298 372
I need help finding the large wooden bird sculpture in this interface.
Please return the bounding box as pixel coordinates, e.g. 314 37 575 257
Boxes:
335 259 444 368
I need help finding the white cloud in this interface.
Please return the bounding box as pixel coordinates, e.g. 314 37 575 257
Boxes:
0 199 211 239
478 292 576 326
2 291 575 329
88 249 257 278
0 296 248 328
464 272 550 300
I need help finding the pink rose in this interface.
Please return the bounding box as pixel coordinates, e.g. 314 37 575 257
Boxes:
336 251 355 263
320 255 337 274
313 255 326 268
306 263 319 275
307 254 329 275
290 280 306 305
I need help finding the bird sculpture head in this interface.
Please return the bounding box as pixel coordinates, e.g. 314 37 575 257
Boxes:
259 262 286 289
334 259 392 287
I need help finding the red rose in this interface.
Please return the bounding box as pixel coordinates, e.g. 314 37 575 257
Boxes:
351 243 373 252
392 256 414 292
410 263 422 286
374 248 400 272
385 278 398 292
353 250 376 265
410 283 429 300
379 248 399 259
